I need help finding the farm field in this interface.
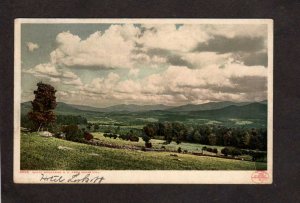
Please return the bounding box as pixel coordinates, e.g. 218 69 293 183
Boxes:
20 133 267 170
93 132 226 154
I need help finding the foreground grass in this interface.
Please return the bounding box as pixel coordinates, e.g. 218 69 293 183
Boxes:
21 133 267 170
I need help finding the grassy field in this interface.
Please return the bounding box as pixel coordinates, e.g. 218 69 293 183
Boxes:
93 132 226 154
20 132 267 170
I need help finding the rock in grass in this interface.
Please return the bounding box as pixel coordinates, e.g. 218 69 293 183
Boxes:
58 146 74 151
39 131 53 137
89 153 99 156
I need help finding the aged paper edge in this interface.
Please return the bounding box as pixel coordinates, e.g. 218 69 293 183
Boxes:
14 18 273 184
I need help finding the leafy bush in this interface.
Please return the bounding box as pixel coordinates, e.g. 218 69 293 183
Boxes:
206 147 213 152
231 148 242 157
221 147 230 156
213 148 218 154
84 132 93 141
241 149 250 155
129 135 139 142
142 135 151 143
177 147 182 153
104 133 118 139
62 125 84 141
221 147 242 157
119 134 129 140
145 142 152 148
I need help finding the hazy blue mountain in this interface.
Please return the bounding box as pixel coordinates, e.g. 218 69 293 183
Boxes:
69 104 105 112
189 102 267 119
103 104 171 112
21 102 172 114
167 101 251 112
21 101 267 120
70 103 171 112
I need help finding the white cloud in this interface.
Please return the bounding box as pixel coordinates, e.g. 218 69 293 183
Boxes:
26 42 39 51
50 25 140 69
138 24 210 52
23 63 83 86
81 72 120 94
23 23 269 106
46 24 267 71
50 78 61 83
62 78 83 86
78 61 267 106
25 63 60 77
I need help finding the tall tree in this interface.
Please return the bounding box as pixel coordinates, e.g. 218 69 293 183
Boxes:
28 82 57 131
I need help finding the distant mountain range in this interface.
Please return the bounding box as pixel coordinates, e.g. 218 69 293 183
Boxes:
21 100 267 128
22 100 267 113
167 101 252 112
71 103 171 112
188 102 267 119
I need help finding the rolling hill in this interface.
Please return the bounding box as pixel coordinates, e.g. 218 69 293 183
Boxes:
189 102 267 119
22 100 267 114
167 101 251 112
21 100 267 120
70 103 171 112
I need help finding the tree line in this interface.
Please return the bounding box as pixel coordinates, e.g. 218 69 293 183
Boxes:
143 122 267 151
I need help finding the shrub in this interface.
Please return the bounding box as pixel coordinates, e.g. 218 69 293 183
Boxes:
142 135 151 143
221 147 230 156
252 151 267 161
241 149 250 155
145 142 152 148
84 132 93 141
206 147 213 152
118 134 124 139
202 146 207 151
129 135 139 142
119 134 129 140
231 148 242 157
177 147 182 153
62 125 84 141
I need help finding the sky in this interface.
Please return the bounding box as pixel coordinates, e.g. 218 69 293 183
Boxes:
21 23 269 107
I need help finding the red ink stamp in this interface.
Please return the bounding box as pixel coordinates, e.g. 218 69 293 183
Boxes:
251 171 270 183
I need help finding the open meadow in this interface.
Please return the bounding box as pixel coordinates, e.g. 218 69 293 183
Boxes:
20 132 267 170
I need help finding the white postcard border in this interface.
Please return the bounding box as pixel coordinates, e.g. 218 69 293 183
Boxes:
14 18 273 184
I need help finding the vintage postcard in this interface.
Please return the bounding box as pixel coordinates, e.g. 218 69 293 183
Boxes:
14 19 273 184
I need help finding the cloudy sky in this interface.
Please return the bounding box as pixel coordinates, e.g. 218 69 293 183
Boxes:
21 22 269 107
